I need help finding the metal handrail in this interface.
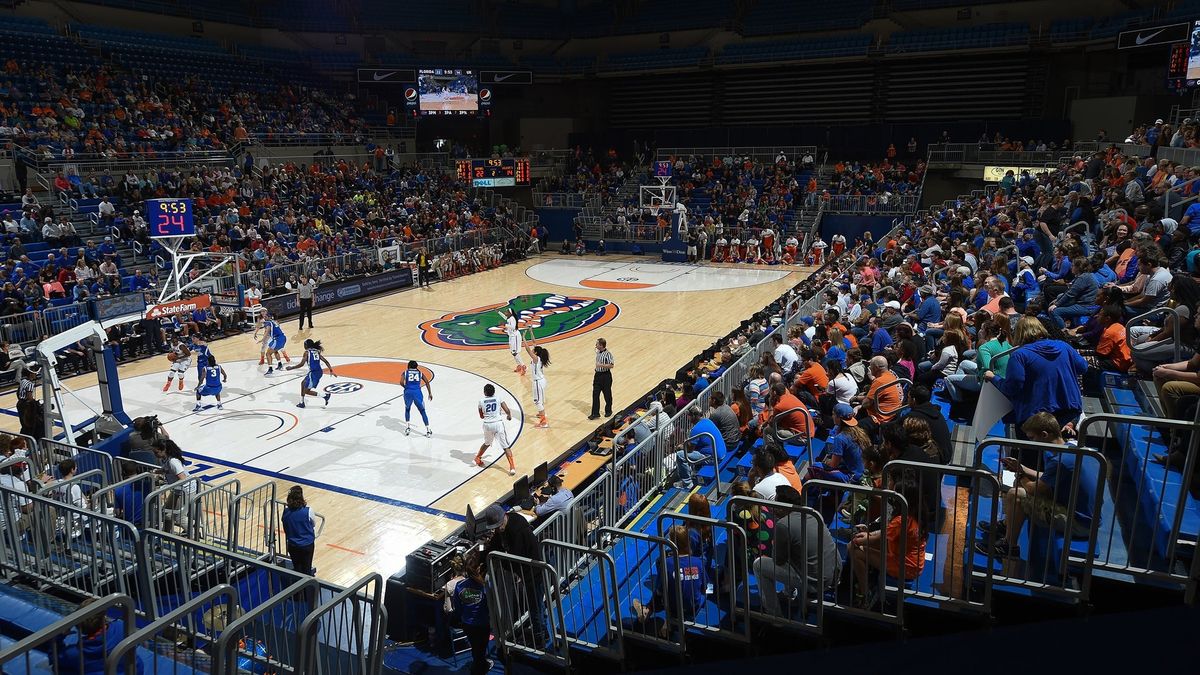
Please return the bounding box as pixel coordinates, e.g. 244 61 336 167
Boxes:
870 376 911 418
681 430 724 497
106 584 238 675
212 577 319 674
766 405 815 469
0 594 135 673
1126 306 1184 362
597 526 686 653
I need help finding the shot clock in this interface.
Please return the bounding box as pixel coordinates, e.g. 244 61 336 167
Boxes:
146 198 195 238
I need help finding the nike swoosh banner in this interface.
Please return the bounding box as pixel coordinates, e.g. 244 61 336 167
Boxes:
481 70 533 85
357 68 416 83
1118 22 1189 49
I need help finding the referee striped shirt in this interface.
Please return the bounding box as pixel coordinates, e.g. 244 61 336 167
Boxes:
18 377 36 400
595 350 614 372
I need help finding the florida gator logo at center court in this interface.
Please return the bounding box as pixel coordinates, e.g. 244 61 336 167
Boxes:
419 293 620 351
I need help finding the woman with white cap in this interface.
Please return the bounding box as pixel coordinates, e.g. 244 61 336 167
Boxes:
1012 255 1041 312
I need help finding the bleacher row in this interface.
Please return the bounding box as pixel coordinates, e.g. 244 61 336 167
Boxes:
0 17 361 156
478 201 1200 670
0 432 387 674
0 9 1162 86
57 0 1158 43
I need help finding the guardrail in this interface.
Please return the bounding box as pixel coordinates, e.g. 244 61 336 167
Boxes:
656 146 818 162
824 193 920 215
533 191 588 208
926 142 1107 165
0 593 137 675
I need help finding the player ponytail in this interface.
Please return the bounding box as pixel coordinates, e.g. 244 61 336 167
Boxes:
310 340 323 352
408 360 419 369
535 346 550 367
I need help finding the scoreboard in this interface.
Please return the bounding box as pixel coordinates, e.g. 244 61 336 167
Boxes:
1168 42 1190 89
455 158 531 187
146 198 195 238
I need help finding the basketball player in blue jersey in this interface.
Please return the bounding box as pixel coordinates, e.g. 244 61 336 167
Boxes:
402 360 433 437
193 353 228 412
256 312 291 374
192 337 211 382
473 383 515 475
286 339 336 408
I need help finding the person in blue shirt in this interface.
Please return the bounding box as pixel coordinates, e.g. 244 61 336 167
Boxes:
909 285 941 332
1181 200 1200 236
632 524 709 627
191 336 210 382
984 316 1088 430
451 550 492 675
57 598 145 674
193 353 227 412
129 270 150 291
977 412 1098 559
285 338 336 409
280 485 317 575
533 473 574 518
1046 256 1098 329
673 407 726 490
402 359 433 437
257 313 290 374
869 317 894 355
810 403 867 484
1091 252 1118 285
112 475 149 528
1011 256 1040 311
98 237 116 257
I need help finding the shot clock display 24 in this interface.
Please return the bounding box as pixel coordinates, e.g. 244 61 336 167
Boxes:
146 198 195 238
455 158 531 187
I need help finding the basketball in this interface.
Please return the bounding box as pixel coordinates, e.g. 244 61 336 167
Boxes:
167 353 177 363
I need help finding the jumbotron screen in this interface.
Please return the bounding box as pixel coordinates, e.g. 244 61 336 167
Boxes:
418 68 478 116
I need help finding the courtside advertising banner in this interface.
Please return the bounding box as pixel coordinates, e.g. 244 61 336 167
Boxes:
260 269 414 317
145 294 211 320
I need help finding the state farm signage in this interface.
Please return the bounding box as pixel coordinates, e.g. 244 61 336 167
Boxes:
144 294 211 320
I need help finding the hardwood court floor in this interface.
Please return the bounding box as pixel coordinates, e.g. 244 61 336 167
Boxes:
0 255 812 586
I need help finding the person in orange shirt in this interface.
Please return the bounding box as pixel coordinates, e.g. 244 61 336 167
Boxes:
853 356 902 435
793 350 829 404
1095 307 1132 372
765 382 814 442
850 477 926 607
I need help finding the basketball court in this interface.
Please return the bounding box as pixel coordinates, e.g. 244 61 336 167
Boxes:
417 93 477 112
0 255 811 586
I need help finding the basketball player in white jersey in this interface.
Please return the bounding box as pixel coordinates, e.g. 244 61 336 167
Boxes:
502 308 525 375
523 333 550 429
163 335 192 392
473 383 515 475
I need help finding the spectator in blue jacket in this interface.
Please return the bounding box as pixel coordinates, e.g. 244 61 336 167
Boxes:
908 285 941 332
56 598 144 674
1047 257 1098 329
1011 256 1040 311
984 316 1088 431
280 485 317 575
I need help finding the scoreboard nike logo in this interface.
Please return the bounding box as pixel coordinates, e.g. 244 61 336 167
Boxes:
373 71 396 81
1136 29 1165 45
493 73 514 82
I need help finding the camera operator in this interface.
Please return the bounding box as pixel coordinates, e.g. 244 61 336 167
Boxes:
127 415 168 465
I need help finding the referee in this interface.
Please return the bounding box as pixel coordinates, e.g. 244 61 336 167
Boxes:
17 363 41 437
297 275 316 330
589 338 614 420
417 247 431 288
